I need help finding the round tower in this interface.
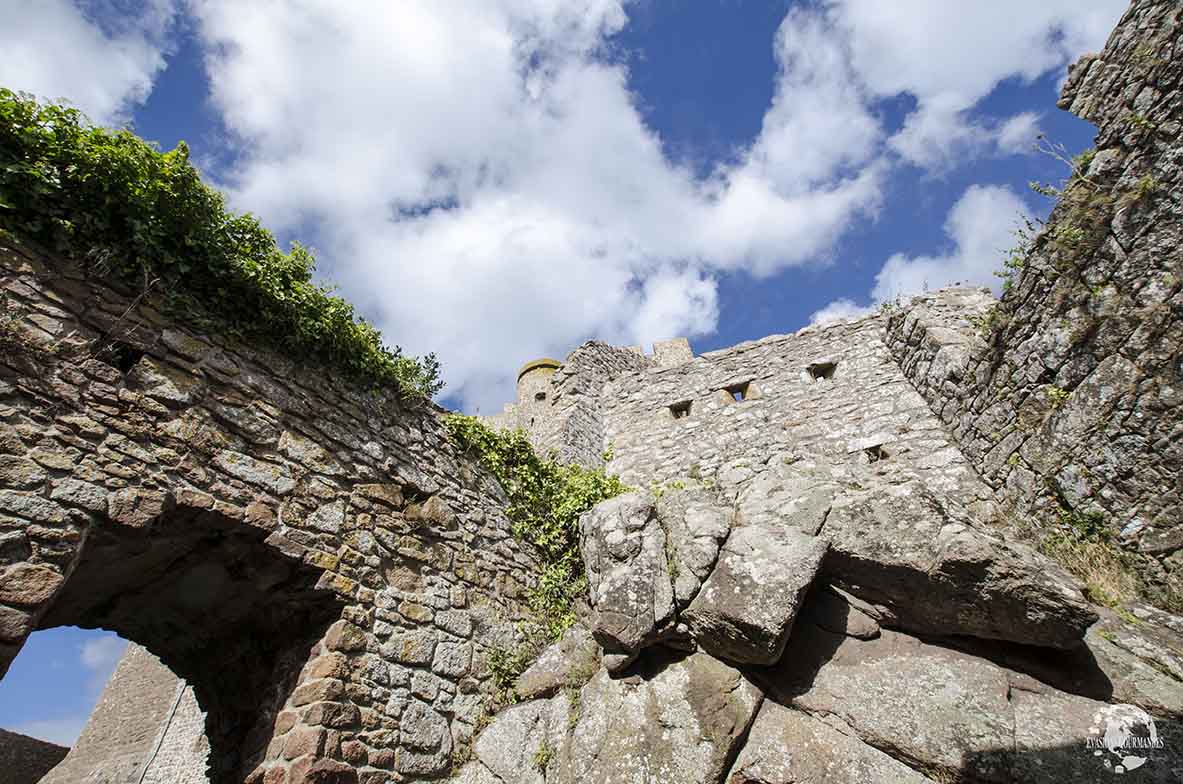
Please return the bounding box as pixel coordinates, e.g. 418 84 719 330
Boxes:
516 358 561 406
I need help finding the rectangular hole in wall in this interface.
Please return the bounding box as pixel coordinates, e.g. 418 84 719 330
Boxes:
864 444 888 463
724 381 750 402
670 400 692 420
808 361 837 381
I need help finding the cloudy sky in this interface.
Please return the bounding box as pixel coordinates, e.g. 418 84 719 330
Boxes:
0 0 1124 744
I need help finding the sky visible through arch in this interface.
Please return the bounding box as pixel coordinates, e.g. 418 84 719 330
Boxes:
0 0 1125 745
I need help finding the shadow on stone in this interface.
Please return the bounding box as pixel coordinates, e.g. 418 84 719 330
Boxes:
38 501 346 783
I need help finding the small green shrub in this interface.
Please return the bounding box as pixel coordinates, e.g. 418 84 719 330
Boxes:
487 644 533 701
443 415 629 638
1039 509 1140 607
1128 112 1156 131
0 89 441 397
1045 385 1070 409
533 739 554 770
994 215 1040 293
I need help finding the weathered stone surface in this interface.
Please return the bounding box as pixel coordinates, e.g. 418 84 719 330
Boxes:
0 563 64 606
823 481 1096 648
0 728 68 784
9 8 1183 781
556 650 762 783
770 624 1015 781
656 486 732 607
684 524 826 665
0 239 544 784
768 619 1183 782
580 492 674 670
801 584 881 640
514 623 600 701
468 693 570 784
883 0 1183 595
736 462 838 537
1085 610 1183 718
726 700 935 783
1011 687 1183 783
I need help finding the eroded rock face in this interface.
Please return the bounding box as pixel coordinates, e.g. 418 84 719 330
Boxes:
684 524 826 665
460 650 763 784
656 486 732 607
558 651 763 784
822 480 1097 648
513 624 600 701
579 492 675 671
767 621 1183 783
726 701 935 784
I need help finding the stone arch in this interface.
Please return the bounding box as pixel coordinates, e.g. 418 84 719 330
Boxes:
0 241 541 783
30 500 346 782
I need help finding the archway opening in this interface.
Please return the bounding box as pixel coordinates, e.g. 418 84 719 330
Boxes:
1 501 346 783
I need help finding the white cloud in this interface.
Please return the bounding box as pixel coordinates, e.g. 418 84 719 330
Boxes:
809 298 874 326
0 0 176 124
824 0 1127 168
11 634 126 747
995 111 1043 156
79 635 126 691
188 1 888 410
811 183 1027 319
0 2 1126 410
872 184 1027 301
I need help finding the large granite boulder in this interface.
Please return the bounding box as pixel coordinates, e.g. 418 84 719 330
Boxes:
579 493 675 671
513 623 601 701
726 701 935 783
555 650 763 783
684 524 827 665
822 481 1097 648
768 621 1183 783
457 649 763 784
656 486 732 607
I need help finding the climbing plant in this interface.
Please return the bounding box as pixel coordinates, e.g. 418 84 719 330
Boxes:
0 89 442 398
443 414 628 638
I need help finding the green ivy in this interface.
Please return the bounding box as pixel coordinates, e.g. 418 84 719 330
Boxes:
443 414 628 638
0 89 441 398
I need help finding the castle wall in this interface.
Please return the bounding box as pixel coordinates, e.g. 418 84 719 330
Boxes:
0 239 542 784
535 342 652 467
0 728 67 784
599 313 995 527
41 642 206 784
886 0 1183 596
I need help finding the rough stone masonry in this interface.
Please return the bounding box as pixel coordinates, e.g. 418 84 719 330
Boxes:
3 0 1183 782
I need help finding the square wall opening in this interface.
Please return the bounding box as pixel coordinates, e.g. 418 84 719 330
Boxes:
725 381 751 402
808 361 837 381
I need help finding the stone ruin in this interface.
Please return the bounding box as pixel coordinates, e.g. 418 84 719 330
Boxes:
2 0 1182 781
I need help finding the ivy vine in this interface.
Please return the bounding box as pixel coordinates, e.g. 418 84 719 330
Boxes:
443 414 627 638
0 89 441 398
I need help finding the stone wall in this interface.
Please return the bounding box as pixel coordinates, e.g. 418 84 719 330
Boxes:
886 0 1183 601
600 313 994 523
42 642 207 784
5 3 1183 783
534 341 652 467
0 238 542 783
0 727 67 784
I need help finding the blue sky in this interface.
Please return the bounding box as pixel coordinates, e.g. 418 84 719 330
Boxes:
0 0 1125 745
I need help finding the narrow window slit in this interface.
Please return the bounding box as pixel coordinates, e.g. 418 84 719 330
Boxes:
534 392 547 401
670 401 692 420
